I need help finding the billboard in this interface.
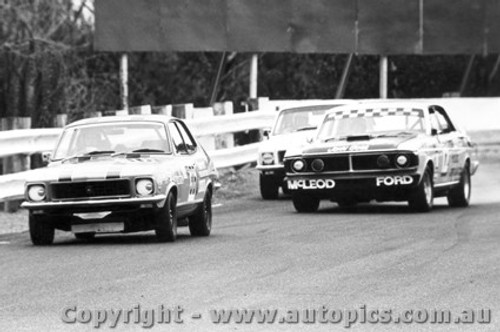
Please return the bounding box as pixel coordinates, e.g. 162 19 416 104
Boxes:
95 0 500 54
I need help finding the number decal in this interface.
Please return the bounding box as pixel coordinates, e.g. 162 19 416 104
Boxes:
185 165 198 201
441 150 449 174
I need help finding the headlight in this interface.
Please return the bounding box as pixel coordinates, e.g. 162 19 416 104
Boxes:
311 158 325 172
27 184 46 202
261 152 275 165
136 178 154 196
396 154 409 167
292 159 306 172
377 154 391 168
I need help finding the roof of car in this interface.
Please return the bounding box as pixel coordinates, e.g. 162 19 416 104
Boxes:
66 114 177 128
325 100 439 115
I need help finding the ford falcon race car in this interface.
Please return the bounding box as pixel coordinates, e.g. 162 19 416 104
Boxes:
284 102 479 212
21 115 218 245
256 103 351 199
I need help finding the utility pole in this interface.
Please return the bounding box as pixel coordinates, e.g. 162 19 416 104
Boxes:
249 54 258 99
120 53 129 111
379 56 388 99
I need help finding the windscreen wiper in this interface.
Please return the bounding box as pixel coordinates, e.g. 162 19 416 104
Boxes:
61 150 115 163
131 149 166 153
294 126 317 132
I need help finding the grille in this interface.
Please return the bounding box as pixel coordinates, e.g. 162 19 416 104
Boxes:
312 156 349 172
51 179 131 200
352 153 418 170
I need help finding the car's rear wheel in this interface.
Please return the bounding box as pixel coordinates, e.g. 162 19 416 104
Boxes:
408 167 433 212
260 173 279 200
292 193 320 213
29 214 54 245
447 165 471 207
189 190 212 237
74 232 96 241
155 191 177 242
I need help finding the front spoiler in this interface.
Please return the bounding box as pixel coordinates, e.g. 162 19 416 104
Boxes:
285 173 420 199
21 195 167 210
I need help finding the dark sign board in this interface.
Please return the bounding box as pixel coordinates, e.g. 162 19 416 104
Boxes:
95 0 500 54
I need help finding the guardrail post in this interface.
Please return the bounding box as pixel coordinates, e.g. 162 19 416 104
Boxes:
54 114 67 127
1 117 31 212
213 101 234 149
129 105 152 115
152 105 172 116
171 104 194 119
85 111 102 118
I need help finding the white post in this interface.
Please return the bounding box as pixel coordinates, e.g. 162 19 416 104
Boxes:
120 53 129 111
379 56 388 99
249 54 258 99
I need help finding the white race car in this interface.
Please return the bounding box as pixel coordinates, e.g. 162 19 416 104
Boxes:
256 103 351 199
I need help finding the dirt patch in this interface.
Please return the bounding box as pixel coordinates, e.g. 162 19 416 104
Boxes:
214 166 259 202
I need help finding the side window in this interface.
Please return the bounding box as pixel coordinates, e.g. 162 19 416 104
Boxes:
435 111 453 133
167 122 187 154
429 112 440 132
175 122 197 153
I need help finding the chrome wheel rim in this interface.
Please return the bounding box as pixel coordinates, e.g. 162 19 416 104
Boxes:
169 196 177 236
463 172 470 200
204 197 212 231
424 175 433 205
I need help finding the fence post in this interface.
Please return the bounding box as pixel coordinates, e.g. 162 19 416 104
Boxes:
1 117 31 212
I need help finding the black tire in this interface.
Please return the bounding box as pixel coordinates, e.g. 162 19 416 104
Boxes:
189 191 212 237
74 232 96 241
408 167 434 212
281 182 291 195
447 165 471 207
292 193 320 213
260 173 279 200
155 191 177 242
29 214 54 245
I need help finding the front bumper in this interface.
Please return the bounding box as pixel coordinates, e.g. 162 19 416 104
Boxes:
286 173 421 201
21 194 167 210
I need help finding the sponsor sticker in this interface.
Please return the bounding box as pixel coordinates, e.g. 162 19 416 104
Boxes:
327 144 370 153
376 175 413 187
287 179 335 190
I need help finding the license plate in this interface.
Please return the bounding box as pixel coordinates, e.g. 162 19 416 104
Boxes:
74 211 111 220
72 223 124 234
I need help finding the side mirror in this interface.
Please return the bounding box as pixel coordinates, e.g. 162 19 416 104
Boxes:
41 151 52 165
263 128 271 139
430 129 438 136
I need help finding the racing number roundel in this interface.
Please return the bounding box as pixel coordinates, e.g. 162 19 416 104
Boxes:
185 165 198 201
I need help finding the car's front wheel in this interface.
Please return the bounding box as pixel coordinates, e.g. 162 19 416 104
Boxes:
292 193 320 213
155 191 178 242
260 173 279 200
447 165 471 207
189 191 212 237
29 214 54 245
408 168 433 212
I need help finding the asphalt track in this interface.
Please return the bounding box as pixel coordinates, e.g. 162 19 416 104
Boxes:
0 163 499 332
